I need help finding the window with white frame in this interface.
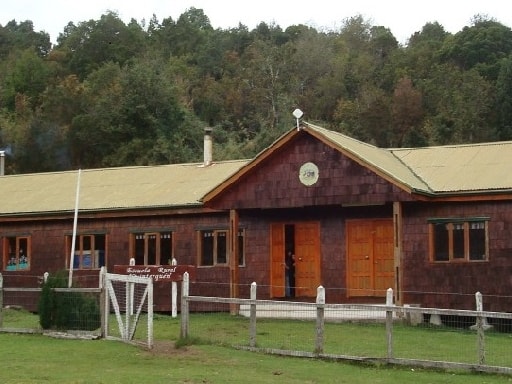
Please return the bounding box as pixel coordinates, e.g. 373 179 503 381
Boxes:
429 218 488 262
131 231 173 265
3 236 31 271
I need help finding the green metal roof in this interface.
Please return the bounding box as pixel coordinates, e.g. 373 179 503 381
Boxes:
390 141 512 193
0 160 248 216
305 124 431 193
306 123 512 195
2 124 511 218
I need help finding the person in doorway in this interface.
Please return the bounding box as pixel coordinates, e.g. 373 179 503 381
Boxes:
285 251 295 297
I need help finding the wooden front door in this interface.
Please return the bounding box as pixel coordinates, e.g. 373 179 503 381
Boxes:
294 222 321 297
346 219 394 297
270 223 286 298
270 222 321 298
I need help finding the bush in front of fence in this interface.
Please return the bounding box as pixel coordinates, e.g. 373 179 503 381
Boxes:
38 271 100 331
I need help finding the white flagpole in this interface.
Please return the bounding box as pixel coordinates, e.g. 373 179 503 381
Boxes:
68 169 81 288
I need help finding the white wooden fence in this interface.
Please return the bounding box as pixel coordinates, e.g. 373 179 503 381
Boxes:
179 272 512 375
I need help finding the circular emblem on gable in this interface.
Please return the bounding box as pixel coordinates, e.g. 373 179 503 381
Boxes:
299 162 319 186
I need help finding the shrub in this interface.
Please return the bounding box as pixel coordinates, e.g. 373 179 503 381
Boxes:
38 271 101 331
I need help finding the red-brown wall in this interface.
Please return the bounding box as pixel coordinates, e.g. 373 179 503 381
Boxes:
400 201 512 311
1 211 235 311
207 133 414 210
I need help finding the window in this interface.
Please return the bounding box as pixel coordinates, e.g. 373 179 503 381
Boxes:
199 230 226 266
3 236 31 271
429 218 488 262
67 234 106 269
198 229 245 266
131 232 173 265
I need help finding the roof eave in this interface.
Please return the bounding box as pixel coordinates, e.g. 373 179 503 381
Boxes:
304 125 433 196
0 202 212 220
411 188 512 200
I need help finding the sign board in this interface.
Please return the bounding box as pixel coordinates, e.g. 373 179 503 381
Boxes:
113 265 196 282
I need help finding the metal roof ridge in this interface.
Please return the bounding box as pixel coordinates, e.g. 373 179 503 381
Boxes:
389 151 434 194
0 159 251 178
304 123 378 149
304 123 431 193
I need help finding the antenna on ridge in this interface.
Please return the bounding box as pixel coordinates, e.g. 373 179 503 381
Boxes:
292 108 304 130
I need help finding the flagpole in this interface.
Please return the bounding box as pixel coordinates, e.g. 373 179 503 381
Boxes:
68 169 81 288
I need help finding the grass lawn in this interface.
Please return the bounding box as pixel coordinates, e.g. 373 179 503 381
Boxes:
2 333 512 384
180 313 512 367
1 309 512 383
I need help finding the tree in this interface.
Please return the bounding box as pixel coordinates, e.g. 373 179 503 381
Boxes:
0 20 51 58
421 65 495 144
317 15 396 127
0 48 54 111
361 87 392 147
250 22 289 46
408 22 448 46
286 28 336 120
69 58 197 168
315 15 383 123
495 55 512 140
239 38 294 130
55 12 146 80
396 22 449 81
439 16 512 81
368 26 399 92
0 92 35 173
390 77 424 146
167 7 213 58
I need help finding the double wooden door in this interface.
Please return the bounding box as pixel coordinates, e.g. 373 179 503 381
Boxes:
346 219 394 297
270 222 320 298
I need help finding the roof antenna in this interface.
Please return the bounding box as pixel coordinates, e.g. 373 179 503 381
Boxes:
293 108 304 131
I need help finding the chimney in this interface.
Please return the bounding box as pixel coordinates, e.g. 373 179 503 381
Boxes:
0 151 4 176
204 127 213 166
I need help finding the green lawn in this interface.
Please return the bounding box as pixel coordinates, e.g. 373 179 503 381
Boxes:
183 313 512 367
1 309 512 383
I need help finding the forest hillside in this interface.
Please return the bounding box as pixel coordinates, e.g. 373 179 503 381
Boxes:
1 8 512 173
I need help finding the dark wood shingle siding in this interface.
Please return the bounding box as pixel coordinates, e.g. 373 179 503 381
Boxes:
207 134 413 210
400 201 512 311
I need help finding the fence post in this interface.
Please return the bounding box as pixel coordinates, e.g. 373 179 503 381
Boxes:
386 288 394 359
147 276 154 349
128 258 135 316
315 285 325 355
475 291 485 365
180 272 190 339
99 267 106 338
249 282 257 348
171 257 178 318
0 273 3 328
103 270 110 339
